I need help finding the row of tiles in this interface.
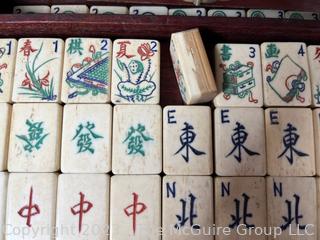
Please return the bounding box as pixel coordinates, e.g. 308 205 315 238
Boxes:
1 38 320 108
0 173 318 240
12 5 320 20
0 103 319 176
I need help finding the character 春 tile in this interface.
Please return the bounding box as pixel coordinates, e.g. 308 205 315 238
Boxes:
215 177 267 240
110 175 161 240
307 46 320 107
214 44 263 107
129 6 168 15
111 39 160 104
61 104 112 173
0 39 17 103
56 174 110 240
169 8 206 16
285 11 319 20
0 172 8 240
112 105 162 174
163 106 213 175
267 177 317 240
90 6 128 14
6 173 57 240
61 38 112 103
261 42 311 106
163 176 214 240
265 108 315 176
215 108 266 176
207 9 245 17
13 5 50 14
12 38 64 103
247 9 285 18
8 103 62 172
0 104 11 171
51 5 89 14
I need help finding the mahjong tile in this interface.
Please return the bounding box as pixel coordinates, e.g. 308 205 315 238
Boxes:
207 9 245 17
51 5 89 14
129 6 168 16
313 109 320 176
285 11 319 20
307 46 320 107
169 8 206 16
0 172 8 240
13 5 50 14
0 104 11 171
90 6 128 14
247 9 285 18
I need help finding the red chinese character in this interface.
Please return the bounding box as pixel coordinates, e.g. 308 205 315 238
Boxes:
314 47 320 62
18 187 41 227
20 39 37 57
124 192 147 234
71 192 93 233
116 41 135 58
137 43 155 61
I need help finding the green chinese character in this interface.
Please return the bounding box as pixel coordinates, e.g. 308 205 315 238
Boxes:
67 38 84 55
123 124 153 156
220 44 232 61
16 119 49 152
72 122 103 154
265 43 280 58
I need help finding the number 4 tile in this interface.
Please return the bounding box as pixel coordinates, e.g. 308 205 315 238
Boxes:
0 172 8 240
0 39 17 103
12 38 64 103
111 39 160 104
214 44 263 107
261 42 311 106
61 38 112 103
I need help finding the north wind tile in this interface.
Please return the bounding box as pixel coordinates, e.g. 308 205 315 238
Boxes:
129 6 168 16
51 5 89 14
0 39 17 103
12 38 64 103
0 172 8 240
90 6 129 15
207 9 245 17
13 5 51 14
111 39 160 104
0 103 11 171
61 38 112 103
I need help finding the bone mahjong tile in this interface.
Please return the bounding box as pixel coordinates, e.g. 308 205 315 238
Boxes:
90 6 128 14
313 109 320 176
0 103 11 171
13 5 50 14
307 46 320 107
168 8 206 16
129 6 168 15
207 9 245 17
51 5 89 14
0 172 8 240
247 9 285 18
285 11 319 20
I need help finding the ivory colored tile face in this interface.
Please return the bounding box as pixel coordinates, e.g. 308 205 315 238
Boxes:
61 104 112 173
111 39 160 104
110 175 161 240
0 172 8 240
215 177 267 240
261 42 311 106
267 177 317 240
0 104 11 171
51 5 89 14
265 108 315 176
13 5 50 14
90 6 128 14
207 9 245 17
308 46 320 107
169 8 206 16
247 9 285 18
313 109 320 176
215 108 266 176
129 6 168 15
8 103 62 172
0 39 17 103
214 44 263 107
162 176 214 240
12 38 64 103
112 105 162 174
163 106 213 175
285 11 319 20
6 173 57 240
56 174 110 240
61 38 112 103
317 178 320 240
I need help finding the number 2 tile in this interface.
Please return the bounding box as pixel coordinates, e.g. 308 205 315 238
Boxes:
261 42 311 106
12 38 64 103
61 38 112 103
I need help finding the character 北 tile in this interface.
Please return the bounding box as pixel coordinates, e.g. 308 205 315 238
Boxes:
215 108 266 176
90 6 129 14
0 39 17 103
215 177 267 240
6 173 58 240
214 44 263 107
163 106 213 175
162 176 214 240
0 103 11 171
261 42 311 106
61 38 112 103
307 46 320 107
12 38 64 103
110 175 161 240
267 177 317 240
0 172 8 240
8 103 62 172
265 108 315 176
111 39 160 104
56 174 110 240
